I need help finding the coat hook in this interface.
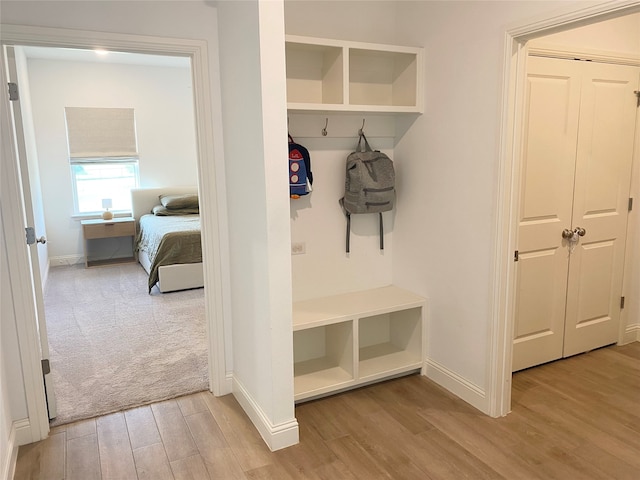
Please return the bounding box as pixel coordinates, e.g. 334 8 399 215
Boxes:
358 118 365 136
322 118 328 136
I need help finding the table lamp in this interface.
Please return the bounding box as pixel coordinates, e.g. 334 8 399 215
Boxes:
101 198 113 220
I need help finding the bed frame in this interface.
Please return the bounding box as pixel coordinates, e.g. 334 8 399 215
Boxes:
130 186 204 293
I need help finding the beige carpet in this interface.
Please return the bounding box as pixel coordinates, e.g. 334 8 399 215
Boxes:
44 263 208 426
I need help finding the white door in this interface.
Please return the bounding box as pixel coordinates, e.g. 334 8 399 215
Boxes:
563 61 639 357
512 56 580 371
5 45 57 418
513 55 639 372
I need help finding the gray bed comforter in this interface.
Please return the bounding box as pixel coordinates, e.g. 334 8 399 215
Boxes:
137 214 202 292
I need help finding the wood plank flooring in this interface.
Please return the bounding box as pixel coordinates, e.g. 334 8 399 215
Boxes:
14 342 640 479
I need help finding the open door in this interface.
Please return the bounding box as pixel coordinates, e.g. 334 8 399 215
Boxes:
5 45 57 419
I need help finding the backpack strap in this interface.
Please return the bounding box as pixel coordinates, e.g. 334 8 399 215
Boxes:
357 133 373 153
339 198 351 253
340 198 384 252
346 212 351 253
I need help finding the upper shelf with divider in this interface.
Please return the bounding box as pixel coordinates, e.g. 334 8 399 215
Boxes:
285 35 424 114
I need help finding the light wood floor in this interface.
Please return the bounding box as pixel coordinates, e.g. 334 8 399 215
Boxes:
14 342 640 479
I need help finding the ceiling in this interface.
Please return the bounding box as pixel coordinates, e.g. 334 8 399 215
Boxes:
21 46 190 68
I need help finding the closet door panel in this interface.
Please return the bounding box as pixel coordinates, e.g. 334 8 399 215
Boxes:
563 63 639 357
513 56 581 371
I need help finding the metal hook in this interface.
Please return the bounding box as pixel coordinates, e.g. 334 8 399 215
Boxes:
358 118 365 136
322 118 328 136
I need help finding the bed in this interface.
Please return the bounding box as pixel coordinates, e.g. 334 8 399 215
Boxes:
131 187 204 293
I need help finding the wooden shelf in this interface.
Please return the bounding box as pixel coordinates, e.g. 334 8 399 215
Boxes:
349 48 418 107
285 41 343 105
285 35 423 114
359 345 422 380
293 320 354 401
293 285 426 402
294 360 354 400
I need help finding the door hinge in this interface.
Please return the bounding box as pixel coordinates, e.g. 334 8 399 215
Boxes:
41 359 51 375
7 82 19 101
629 197 633 212
514 250 519 262
620 296 625 309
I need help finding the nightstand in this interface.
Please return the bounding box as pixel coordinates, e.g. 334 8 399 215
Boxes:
81 217 136 268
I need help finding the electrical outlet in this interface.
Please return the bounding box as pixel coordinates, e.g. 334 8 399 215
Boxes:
291 242 306 255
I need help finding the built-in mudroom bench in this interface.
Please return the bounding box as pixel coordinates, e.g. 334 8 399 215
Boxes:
292 285 427 402
287 35 426 402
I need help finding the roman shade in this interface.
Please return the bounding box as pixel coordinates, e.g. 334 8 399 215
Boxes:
65 107 138 162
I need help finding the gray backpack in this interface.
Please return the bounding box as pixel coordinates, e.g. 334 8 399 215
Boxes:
340 134 395 252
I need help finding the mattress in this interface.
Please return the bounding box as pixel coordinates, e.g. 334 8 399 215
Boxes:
136 214 202 292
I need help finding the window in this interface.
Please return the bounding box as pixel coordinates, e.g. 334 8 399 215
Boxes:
71 162 139 214
65 107 139 215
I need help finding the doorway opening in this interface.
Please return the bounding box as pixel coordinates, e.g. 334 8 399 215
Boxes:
1 26 229 442
15 45 210 425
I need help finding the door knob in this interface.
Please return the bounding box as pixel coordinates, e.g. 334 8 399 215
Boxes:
36 236 47 244
573 227 586 237
561 228 574 239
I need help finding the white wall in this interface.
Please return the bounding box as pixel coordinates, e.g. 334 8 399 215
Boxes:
285 0 398 45
217 0 297 450
26 58 198 262
630 143 640 341
538 12 640 53
629 124 640 342
288 133 396 301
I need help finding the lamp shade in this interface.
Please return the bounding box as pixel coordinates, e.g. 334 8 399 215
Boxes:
102 198 113 209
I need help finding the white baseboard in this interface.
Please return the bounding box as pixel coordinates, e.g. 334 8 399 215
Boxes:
2 421 20 480
49 254 83 267
14 418 31 447
622 324 640 344
425 358 488 414
232 377 299 451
